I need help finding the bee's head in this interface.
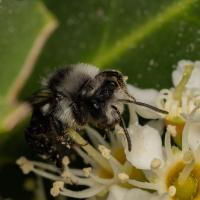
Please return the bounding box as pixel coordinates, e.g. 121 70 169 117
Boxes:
83 70 135 105
81 70 134 126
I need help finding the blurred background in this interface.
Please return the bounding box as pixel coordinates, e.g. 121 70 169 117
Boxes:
1 0 200 199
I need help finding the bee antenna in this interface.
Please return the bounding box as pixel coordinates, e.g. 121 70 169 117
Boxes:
111 105 132 151
118 98 168 114
134 101 168 114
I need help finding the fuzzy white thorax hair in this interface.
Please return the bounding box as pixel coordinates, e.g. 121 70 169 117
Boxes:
42 64 99 128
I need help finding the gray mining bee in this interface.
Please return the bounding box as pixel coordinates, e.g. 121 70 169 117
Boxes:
25 63 167 167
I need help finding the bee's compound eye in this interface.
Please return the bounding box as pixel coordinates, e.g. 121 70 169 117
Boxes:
107 80 117 90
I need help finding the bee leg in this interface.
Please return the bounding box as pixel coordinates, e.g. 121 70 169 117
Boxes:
48 116 75 167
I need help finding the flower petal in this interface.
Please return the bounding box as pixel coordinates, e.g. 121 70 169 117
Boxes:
107 185 128 200
127 84 162 119
125 125 163 170
187 122 200 152
127 84 159 105
147 120 165 135
182 108 200 123
172 60 200 88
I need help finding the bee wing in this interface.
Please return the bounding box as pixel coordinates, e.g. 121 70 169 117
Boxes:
28 88 53 107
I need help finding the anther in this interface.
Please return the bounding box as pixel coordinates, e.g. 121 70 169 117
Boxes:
168 185 176 197
151 158 161 169
167 125 177 137
83 167 92 177
50 181 64 197
62 156 70 166
98 145 111 159
118 173 129 182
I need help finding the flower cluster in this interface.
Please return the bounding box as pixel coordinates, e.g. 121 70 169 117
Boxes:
17 60 200 200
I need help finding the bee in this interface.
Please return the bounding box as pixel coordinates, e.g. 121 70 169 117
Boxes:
25 63 167 166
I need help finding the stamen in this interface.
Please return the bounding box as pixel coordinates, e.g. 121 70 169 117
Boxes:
98 145 111 160
21 163 33 174
182 123 190 153
70 169 88 177
83 167 92 177
89 173 115 185
61 171 72 183
168 185 176 197
32 168 62 182
31 161 60 173
164 129 173 161
167 125 177 137
50 181 64 197
63 165 95 186
74 146 96 166
59 185 106 199
16 157 33 174
68 128 112 173
108 156 123 175
118 173 129 182
178 162 194 185
86 126 109 148
151 158 161 169
174 64 194 102
128 179 158 190
62 156 70 166
16 156 27 165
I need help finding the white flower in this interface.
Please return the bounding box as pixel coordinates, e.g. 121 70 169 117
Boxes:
157 60 200 119
125 124 163 170
124 106 200 200
156 60 200 147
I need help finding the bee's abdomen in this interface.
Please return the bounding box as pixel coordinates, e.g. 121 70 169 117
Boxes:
25 109 72 167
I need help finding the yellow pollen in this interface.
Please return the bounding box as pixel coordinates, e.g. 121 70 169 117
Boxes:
98 145 111 159
62 156 70 166
50 181 64 197
16 157 28 165
118 173 129 182
83 167 92 177
21 163 33 174
167 125 177 137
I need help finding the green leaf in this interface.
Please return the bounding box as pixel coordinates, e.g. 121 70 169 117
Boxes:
20 0 200 99
0 0 57 131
